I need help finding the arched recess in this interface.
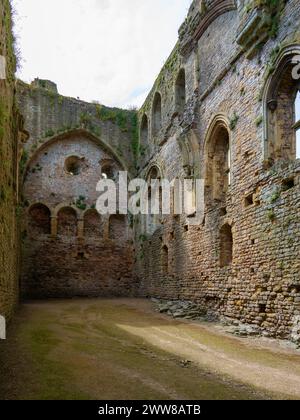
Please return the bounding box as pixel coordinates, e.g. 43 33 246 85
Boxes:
204 115 231 204
109 215 127 241
175 130 202 219
180 1 237 55
175 68 186 114
161 245 169 275
262 45 300 162
84 209 102 238
57 206 78 237
177 129 201 178
146 165 162 235
220 223 233 268
22 128 129 183
152 92 162 137
140 114 149 148
28 203 51 236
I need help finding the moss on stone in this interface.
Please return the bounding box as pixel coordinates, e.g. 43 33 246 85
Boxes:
229 112 239 130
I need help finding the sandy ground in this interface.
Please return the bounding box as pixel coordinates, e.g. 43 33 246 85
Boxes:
0 298 299 400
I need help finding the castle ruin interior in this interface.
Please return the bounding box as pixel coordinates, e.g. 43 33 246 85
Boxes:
1 0 300 348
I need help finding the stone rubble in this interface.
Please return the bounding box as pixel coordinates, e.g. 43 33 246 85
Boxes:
152 299 300 348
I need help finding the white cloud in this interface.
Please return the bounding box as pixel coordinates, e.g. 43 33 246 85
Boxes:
12 0 192 108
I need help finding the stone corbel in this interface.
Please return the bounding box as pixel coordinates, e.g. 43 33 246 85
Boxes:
267 99 278 112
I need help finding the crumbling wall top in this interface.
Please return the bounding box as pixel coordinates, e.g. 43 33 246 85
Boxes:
31 78 58 93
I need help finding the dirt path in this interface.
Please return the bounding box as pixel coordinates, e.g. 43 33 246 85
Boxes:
0 298 299 400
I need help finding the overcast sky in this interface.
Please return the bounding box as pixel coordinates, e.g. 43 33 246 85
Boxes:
12 0 192 109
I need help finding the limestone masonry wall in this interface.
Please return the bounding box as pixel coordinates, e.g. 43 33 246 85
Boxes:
135 0 300 344
18 82 138 298
0 0 22 321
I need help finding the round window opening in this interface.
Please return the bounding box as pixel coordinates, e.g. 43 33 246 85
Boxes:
101 165 115 180
65 156 83 176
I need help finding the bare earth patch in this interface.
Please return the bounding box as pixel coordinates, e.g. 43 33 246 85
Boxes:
0 298 299 400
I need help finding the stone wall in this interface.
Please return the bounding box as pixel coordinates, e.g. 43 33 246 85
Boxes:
22 238 135 299
15 0 300 343
0 0 21 320
135 0 300 343
18 83 138 299
17 79 138 176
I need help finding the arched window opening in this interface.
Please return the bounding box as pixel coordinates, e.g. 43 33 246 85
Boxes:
101 165 115 180
175 69 186 114
295 90 300 159
109 215 127 241
28 204 51 236
57 207 77 236
140 114 149 146
152 92 162 137
205 124 231 202
84 209 102 238
220 224 233 268
265 52 300 161
161 245 169 275
148 166 159 180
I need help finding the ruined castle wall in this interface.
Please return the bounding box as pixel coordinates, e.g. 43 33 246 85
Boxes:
22 238 135 299
14 0 300 341
136 0 300 342
17 81 138 175
198 10 239 95
0 0 20 320
18 85 137 299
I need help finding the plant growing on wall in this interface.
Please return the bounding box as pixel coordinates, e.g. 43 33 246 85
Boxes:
75 196 87 211
230 112 239 130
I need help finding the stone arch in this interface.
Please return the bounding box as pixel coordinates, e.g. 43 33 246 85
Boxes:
177 129 201 178
140 114 149 147
220 223 233 268
204 115 231 203
146 164 162 181
180 0 237 55
84 209 102 238
22 128 129 182
28 203 51 236
57 206 78 237
109 215 127 241
152 92 162 137
175 68 186 114
53 203 80 219
262 45 300 162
